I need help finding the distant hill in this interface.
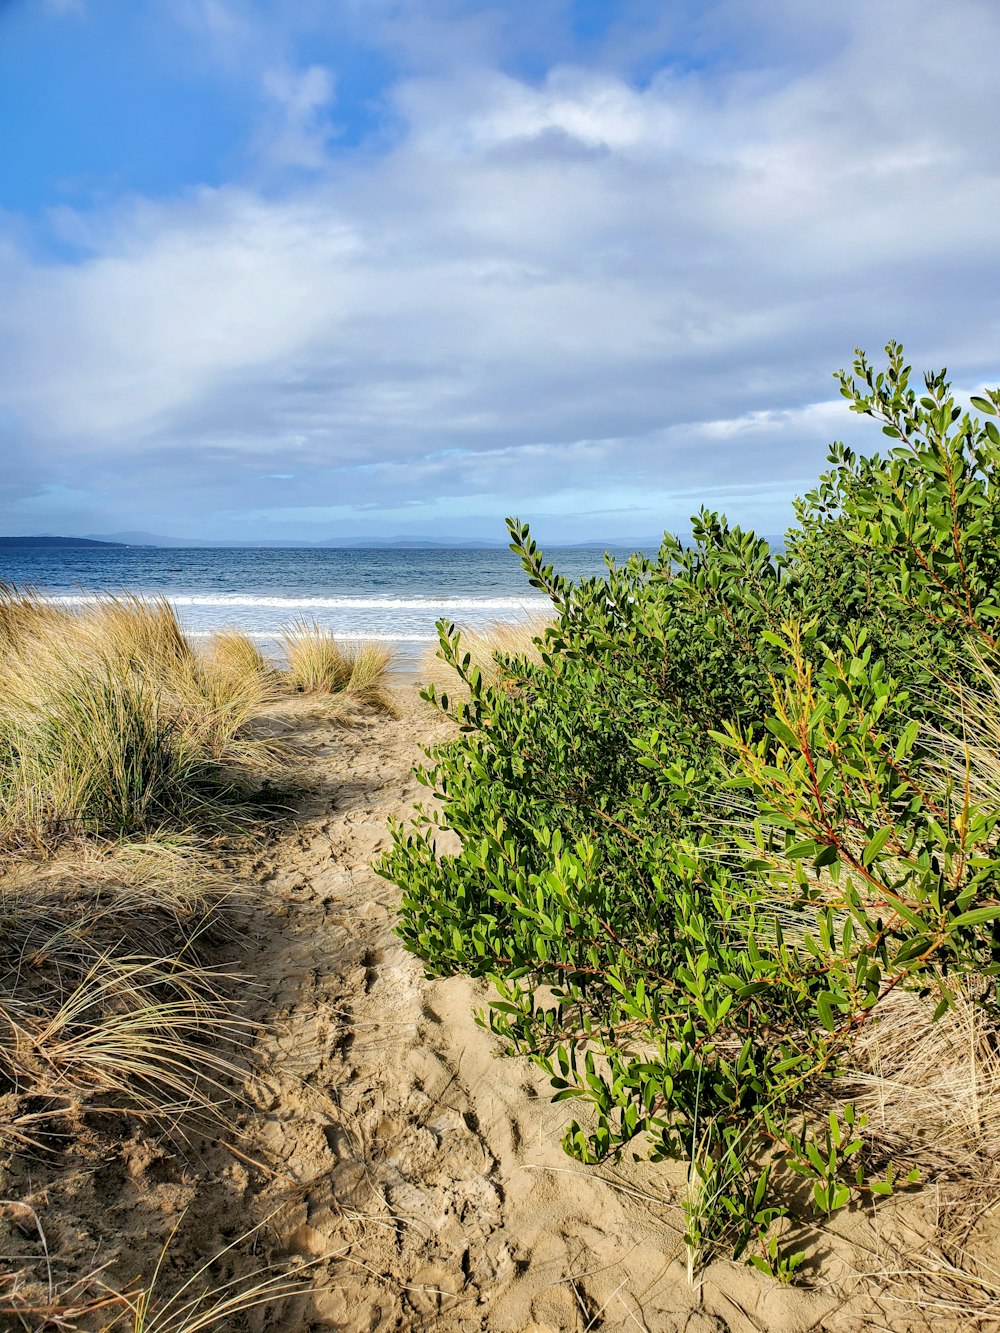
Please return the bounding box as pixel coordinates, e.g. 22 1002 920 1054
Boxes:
86 531 515 549
0 535 124 549
10 529 788 553
83 532 668 550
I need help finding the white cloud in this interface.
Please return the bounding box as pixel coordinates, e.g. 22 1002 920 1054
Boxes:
1 0 999 539
258 64 336 169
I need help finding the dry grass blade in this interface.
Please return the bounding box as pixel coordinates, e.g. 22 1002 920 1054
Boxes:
109 1266 313 1333
1 1274 125 1331
1 951 250 1119
100 1211 319 1333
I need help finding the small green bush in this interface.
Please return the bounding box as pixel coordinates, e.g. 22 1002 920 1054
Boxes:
380 344 1000 1277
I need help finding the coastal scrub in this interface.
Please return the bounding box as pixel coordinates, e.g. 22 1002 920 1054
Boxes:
381 343 1000 1280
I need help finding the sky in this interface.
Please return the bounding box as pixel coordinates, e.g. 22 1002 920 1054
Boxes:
0 0 998 545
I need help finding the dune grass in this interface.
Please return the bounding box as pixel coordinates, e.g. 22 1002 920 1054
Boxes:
1 952 249 1117
0 604 268 848
0 841 252 1143
206 629 276 683
0 584 71 657
0 597 398 848
282 621 394 712
282 620 353 694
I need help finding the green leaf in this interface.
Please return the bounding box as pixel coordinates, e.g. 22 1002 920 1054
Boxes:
862 827 892 866
816 992 838 1033
950 903 1000 929
765 717 800 749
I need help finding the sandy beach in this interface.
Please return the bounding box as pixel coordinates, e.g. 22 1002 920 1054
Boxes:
3 3 998 1322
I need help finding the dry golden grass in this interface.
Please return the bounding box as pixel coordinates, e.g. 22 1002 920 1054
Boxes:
0 838 235 937
282 622 394 712
420 616 548 696
847 985 1000 1169
205 629 279 687
831 983 1000 1318
1 954 248 1116
0 634 199 845
816 655 1000 1328
0 596 396 1155
80 595 192 675
0 848 253 1136
0 584 69 657
339 641 395 712
170 654 282 773
859 1175 1000 1329
0 600 282 1171
929 645 1000 825
282 621 353 694
0 597 292 848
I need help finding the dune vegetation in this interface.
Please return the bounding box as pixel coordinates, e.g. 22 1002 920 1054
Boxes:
0 600 390 1327
381 343 1000 1301
418 616 548 698
7 339 1000 1326
282 620 395 713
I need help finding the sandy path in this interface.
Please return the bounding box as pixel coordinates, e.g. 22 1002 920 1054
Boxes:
234 686 897 1333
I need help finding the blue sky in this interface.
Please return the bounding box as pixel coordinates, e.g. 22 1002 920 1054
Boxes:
1 0 998 543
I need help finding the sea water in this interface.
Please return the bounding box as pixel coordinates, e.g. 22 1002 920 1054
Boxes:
0 545 654 669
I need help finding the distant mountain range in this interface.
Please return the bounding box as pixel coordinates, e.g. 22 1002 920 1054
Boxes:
0 531 785 551
84 531 518 549
85 530 674 550
0 531 672 550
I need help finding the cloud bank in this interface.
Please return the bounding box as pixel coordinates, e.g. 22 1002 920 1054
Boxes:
1 0 998 542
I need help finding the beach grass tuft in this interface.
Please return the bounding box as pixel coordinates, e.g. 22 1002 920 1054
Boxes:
282 621 394 711
0 597 285 847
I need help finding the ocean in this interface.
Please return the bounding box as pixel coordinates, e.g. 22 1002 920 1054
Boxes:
0 544 653 669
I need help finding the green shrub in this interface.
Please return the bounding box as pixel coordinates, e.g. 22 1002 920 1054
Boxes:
380 344 1000 1278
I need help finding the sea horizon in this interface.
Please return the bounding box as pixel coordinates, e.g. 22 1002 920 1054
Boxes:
0 543 658 667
